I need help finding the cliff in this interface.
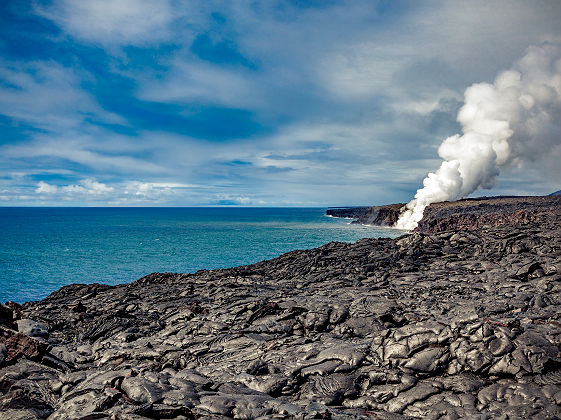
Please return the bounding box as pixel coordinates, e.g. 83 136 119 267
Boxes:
330 195 561 232
1 197 560 419
416 195 561 232
328 204 405 227
326 207 371 219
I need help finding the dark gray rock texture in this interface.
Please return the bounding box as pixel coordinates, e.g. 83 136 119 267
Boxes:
1 196 560 419
329 195 561 233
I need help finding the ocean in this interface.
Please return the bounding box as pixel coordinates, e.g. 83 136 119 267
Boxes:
0 207 404 303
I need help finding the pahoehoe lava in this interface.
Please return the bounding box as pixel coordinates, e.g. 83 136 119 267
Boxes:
1 195 561 419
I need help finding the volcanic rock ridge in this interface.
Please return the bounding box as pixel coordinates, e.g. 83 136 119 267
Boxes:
327 195 561 233
1 195 560 419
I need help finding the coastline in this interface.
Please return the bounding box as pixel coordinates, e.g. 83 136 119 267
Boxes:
0 207 403 304
1 196 560 418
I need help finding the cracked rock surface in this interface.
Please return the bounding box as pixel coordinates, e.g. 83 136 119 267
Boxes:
1 197 560 419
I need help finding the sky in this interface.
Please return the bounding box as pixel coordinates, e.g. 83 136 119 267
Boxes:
1 0 560 207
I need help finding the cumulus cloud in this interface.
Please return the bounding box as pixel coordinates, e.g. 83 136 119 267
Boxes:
124 181 198 199
35 181 58 194
25 178 208 205
35 179 114 197
63 179 114 195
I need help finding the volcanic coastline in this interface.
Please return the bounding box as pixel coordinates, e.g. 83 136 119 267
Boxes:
1 195 561 419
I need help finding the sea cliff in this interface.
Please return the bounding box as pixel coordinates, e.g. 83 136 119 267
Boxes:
1 196 560 419
328 195 561 232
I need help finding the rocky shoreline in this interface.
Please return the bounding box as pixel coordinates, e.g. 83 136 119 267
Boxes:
327 195 561 233
1 196 561 419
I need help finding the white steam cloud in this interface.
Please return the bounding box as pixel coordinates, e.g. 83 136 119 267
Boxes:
396 43 561 230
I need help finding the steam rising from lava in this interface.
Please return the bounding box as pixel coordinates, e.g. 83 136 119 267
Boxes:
396 43 561 230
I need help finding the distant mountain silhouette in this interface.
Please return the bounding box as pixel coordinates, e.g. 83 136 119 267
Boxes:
550 190 561 196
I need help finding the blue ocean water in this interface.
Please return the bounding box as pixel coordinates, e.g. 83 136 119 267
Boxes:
0 207 404 303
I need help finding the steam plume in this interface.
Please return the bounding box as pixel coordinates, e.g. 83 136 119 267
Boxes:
396 43 561 230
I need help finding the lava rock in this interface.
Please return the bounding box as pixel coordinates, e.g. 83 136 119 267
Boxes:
2 195 560 419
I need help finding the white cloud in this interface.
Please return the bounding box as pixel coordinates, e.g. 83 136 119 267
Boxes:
0 61 124 132
36 0 177 46
2 135 165 175
1 1 560 207
63 178 114 195
318 1 561 110
138 59 260 108
124 181 198 198
214 194 265 206
35 181 58 194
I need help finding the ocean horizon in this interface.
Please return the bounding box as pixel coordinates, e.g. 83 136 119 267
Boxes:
1 207 404 304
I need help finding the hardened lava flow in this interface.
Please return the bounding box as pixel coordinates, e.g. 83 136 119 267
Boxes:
1 195 560 419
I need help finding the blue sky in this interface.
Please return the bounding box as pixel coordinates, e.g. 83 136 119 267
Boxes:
1 0 560 206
